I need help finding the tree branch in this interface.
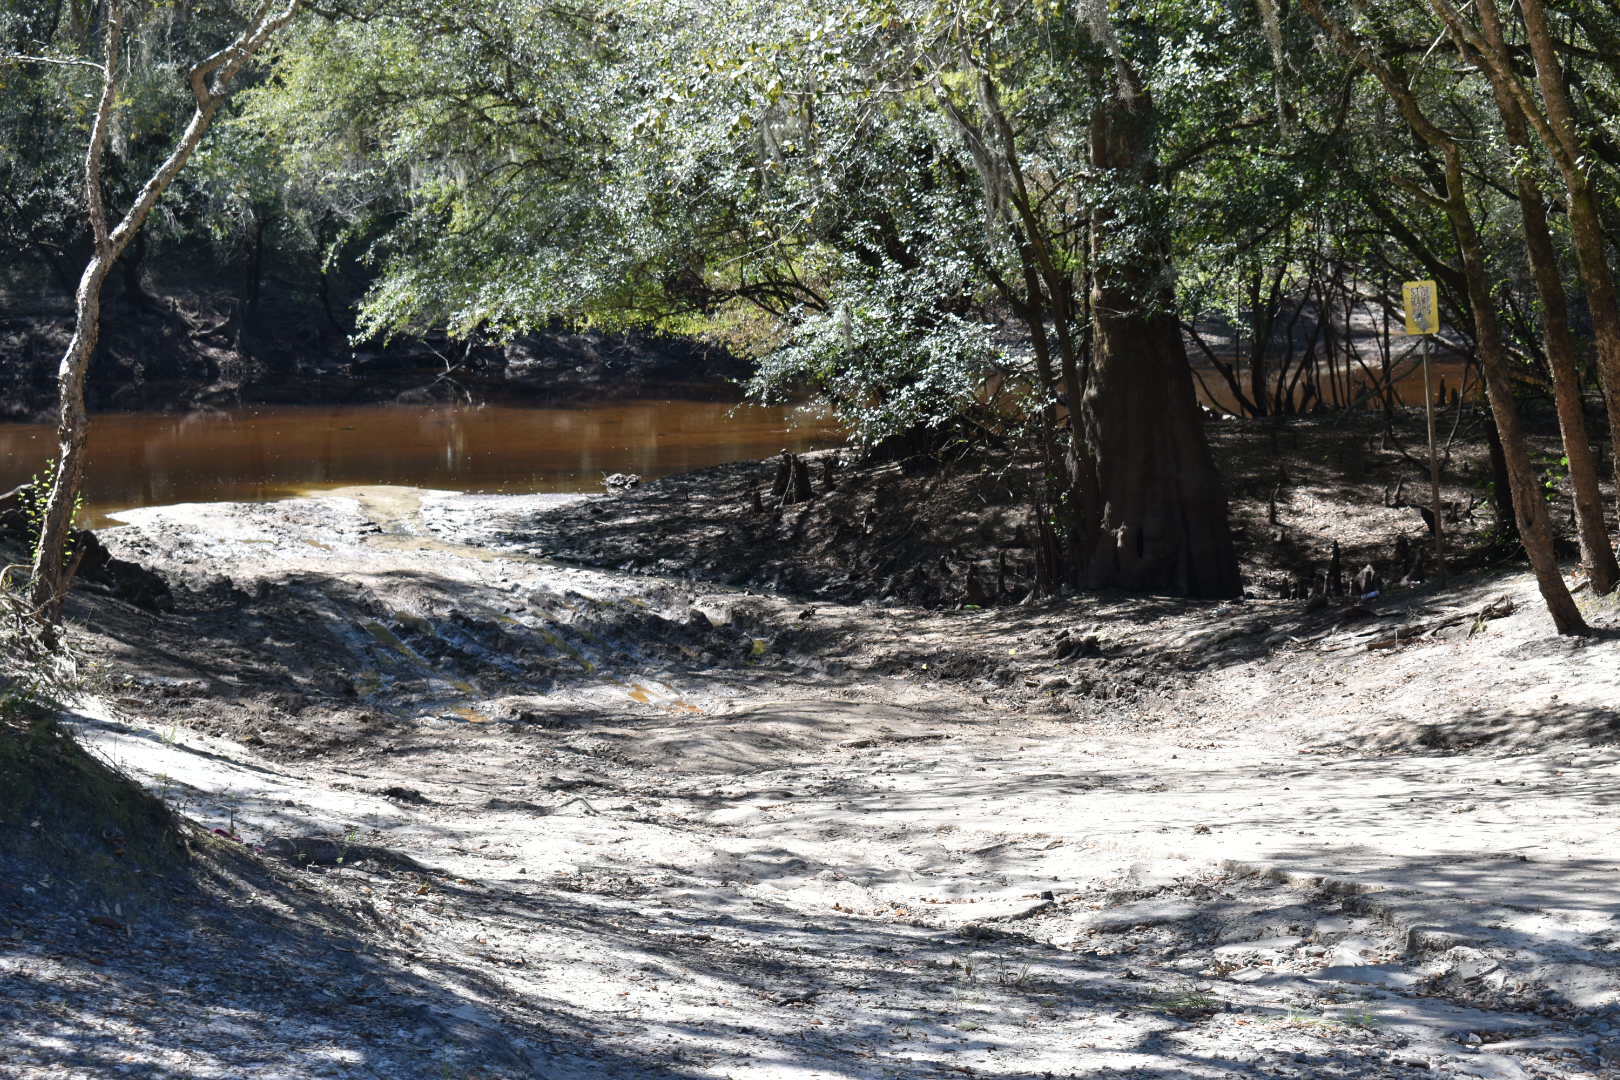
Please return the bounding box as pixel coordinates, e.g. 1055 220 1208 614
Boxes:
0 52 105 72
83 3 123 256
109 1 303 259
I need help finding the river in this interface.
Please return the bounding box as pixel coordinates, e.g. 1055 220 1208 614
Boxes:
0 401 842 527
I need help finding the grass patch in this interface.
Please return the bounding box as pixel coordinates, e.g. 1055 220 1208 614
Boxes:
1150 991 1225 1019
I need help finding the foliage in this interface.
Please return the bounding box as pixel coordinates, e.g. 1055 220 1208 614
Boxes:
8 0 1620 423
10 1 1620 610
1 2 342 310
8 0 1615 433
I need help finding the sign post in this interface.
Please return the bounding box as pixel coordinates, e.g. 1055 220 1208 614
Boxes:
1402 279 1445 579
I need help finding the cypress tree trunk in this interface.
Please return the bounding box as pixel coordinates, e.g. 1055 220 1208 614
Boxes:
1076 58 1240 598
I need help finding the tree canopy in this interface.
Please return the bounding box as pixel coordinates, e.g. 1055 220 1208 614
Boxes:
13 0 1620 622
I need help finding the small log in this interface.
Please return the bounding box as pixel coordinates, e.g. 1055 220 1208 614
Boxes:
1365 595 1516 650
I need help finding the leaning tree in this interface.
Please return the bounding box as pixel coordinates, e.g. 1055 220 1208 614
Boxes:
6 0 303 636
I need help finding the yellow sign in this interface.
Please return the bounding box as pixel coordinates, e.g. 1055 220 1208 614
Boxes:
1403 279 1439 335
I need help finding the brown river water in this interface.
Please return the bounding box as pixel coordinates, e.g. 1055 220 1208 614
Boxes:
0 401 842 528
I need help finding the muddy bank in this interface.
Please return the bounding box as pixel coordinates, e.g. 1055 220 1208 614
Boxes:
488 410 1539 609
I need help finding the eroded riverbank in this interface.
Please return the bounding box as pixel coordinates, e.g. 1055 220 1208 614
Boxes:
3 480 1617 1079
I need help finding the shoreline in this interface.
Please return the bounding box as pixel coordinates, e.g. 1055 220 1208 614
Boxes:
0 399 844 529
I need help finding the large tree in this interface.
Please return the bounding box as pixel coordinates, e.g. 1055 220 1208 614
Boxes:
1071 5 1239 595
256 0 1245 597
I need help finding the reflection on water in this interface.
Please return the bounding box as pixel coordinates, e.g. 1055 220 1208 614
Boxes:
0 402 842 527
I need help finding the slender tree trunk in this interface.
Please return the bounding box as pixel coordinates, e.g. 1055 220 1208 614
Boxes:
1437 159 1577 627
1515 0 1620 506
1322 272 1344 410
31 267 111 632
1012 285 1070 588
1079 55 1240 597
1481 410 1518 542
245 209 272 322
1439 170 1586 634
1303 0 1585 633
1468 0 1619 592
27 0 303 632
27 5 123 633
1431 0 1620 521
1379 285 1396 422
1247 267 1269 416
948 65 1100 590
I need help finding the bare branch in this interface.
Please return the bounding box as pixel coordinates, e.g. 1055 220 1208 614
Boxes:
0 52 105 73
